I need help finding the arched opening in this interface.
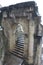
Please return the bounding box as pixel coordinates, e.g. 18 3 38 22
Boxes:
13 24 25 58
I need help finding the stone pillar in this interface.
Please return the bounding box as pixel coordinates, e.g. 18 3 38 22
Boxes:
37 42 42 65
9 25 17 51
34 16 42 65
34 38 42 65
2 11 18 51
28 19 35 64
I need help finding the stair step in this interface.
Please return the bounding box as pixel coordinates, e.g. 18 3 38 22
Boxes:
17 39 24 40
11 51 23 56
14 48 24 51
16 43 24 45
15 46 24 48
17 41 24 43
13 50 23 55
16 45 24 47
16 43 24 44
17 39 24 41
16 46 24 49
13 49 24 53
15 46 24 49
9 51 23 58
16 44 24 46
14 54 23 58
14 50 23 53
14 47 24 51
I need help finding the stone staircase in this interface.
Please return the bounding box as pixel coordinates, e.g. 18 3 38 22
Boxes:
10 34 24 59
4 34 29 65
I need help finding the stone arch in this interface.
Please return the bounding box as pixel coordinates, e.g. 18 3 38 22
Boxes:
14 23 25 58
15 24 24 41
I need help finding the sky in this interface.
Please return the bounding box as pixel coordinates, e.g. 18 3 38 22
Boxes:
0 0 43 24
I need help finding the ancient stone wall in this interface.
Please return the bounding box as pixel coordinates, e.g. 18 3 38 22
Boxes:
0 1 42 65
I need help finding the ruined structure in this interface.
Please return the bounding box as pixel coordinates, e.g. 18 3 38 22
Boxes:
0 1 43 65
